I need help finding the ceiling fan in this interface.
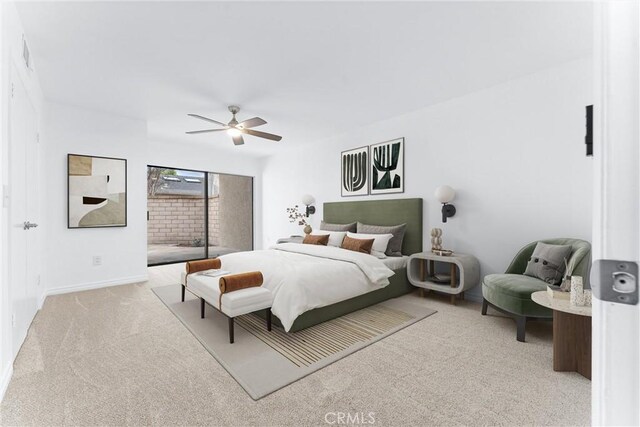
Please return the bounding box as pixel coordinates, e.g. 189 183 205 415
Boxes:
186 105 282 146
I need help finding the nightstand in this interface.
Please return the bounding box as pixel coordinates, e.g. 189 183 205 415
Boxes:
276 235 304 244
407 252 480 304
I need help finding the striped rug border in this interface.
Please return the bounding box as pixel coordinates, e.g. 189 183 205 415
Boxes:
236 305 415 367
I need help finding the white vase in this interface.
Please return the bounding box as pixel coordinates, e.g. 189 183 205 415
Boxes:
570 276 585 306
583 290 592 307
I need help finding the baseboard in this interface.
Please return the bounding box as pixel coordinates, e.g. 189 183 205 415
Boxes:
0 362 13 403
464 291 483 303
45 274 149 299
38 291 47 310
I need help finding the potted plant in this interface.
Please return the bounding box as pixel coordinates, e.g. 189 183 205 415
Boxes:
286 205 312 234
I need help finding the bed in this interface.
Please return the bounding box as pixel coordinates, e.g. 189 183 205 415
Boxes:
222 198 423 332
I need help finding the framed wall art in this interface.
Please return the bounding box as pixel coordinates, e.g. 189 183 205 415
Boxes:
370 137 404 195
68 154 127 228
341 146 369 197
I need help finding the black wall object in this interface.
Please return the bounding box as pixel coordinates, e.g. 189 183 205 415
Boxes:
586 105 593 157
441 204 456 223
305 205 316 217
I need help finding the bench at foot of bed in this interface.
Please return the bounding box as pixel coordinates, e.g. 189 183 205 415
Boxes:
188 275 273 343
201 298 272 344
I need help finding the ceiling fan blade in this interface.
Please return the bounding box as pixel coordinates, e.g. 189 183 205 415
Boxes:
187 114 227 127
232 134 245 146
243 128 282 141
238 117 267 129
186 129 226 134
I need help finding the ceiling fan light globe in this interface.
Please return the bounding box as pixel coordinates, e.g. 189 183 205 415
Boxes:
227 128 242 137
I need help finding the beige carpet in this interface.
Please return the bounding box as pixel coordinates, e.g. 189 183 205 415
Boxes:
153 284 436 399
0 263 591 426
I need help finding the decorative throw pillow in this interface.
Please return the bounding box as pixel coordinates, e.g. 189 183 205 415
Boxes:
523 242 573 285
346 232 393 258
302 234 330 246
320 220 357 233
311 230 346 247
341 236 375 254
357 222 407 256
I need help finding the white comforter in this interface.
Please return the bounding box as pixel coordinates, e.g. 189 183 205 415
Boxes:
219 243 395 331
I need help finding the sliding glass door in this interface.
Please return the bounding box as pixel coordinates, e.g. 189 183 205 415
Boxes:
147 166 253 266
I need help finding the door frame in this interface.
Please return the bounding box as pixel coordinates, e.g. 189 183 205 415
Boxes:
591 1 640 425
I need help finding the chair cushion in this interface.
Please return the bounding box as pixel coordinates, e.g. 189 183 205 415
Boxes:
482 274 552 317
186 274 273 318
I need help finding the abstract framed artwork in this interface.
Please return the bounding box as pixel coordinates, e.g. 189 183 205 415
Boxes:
370 137 404 195
68 154 127 228
341 146 369 197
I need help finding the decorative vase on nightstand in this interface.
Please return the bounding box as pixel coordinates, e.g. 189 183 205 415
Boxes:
303 224 312 235
430 228 443 252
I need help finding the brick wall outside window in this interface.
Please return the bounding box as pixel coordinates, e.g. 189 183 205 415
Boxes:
147 196 220 246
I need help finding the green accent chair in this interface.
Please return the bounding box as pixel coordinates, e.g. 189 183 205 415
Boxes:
481 238 591 342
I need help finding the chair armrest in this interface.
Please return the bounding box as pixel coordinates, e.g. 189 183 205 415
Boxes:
570 247 592 286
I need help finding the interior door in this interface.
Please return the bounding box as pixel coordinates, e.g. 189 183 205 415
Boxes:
9 62 39 357
591 1 639 425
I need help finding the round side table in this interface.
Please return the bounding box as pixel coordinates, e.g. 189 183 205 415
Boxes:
531 290 592 379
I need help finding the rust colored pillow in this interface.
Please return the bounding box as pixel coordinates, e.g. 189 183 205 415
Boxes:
219 271 264 294
186 258 221 274
303 234 330 246
341 236 374 254
218 271 264 309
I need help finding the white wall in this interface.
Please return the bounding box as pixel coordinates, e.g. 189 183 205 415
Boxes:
0 1 45 400
147 139 264 250
262 58 593 301
42 102 148 293
40 113 266 297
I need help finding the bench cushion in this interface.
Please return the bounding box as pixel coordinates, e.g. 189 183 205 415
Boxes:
187 274 272 318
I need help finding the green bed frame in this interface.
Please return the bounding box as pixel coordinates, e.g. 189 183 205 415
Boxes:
266 198 423 332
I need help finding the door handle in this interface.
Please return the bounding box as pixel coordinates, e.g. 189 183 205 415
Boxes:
23 221 38 230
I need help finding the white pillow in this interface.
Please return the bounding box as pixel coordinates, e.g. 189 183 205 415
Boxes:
346 232 393 258
312 230 346 247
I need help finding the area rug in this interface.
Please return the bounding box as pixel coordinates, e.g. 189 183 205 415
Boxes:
152 284 436 400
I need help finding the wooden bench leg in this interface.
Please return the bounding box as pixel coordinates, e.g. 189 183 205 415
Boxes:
181 285 186 302
200 298 205 319
229 317 235 344
266 308 272 332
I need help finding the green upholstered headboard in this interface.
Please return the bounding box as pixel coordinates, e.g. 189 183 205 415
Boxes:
323 198 423 255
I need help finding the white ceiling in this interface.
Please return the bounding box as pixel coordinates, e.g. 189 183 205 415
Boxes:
17 1 593 157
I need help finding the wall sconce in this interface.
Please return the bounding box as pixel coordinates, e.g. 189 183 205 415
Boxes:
435 185 456 223
301 194 316 217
